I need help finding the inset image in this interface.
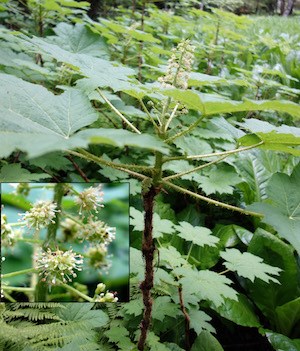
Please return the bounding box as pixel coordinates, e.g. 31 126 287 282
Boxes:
1 182 129 302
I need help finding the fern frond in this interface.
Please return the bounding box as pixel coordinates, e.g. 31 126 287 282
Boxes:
4 308 62 322
0 320 29 351
106 303 120 320
9 302 66 309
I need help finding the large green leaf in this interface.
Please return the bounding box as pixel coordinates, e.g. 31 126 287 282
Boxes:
275 297 300 336
130 207 174 238
247 229 300 323
49 22 109 57
152 296 181 322
239 132 300 156
0 73 98 158
0 74 167 157
264 331 300 351
249 164 300 254
84 129 169 154
190 331 224 351
239 119 300 156
212 294 261 327
162 89 300 117
234 150 282 204
26 35 136 91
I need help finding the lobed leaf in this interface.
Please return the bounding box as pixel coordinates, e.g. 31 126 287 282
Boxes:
220 248 281 283
175 222 219 247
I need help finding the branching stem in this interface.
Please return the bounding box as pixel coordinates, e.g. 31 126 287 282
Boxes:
67 149 149 180
164 141 264 162
163 181 263 217
163 155 227 181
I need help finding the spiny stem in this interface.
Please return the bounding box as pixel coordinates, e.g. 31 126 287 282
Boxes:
185 141 264 160
2 267 37 279
97 89 141 134
138 185 159 351
164 141 264 162
58 280 94 302
67 149 149 180
163 155 227 181
162 181 263 217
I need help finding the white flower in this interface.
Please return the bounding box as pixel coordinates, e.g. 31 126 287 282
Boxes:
158 39 195 90
20 200 59 230
35 248 83 285
94 291 118 303
76 185 104 215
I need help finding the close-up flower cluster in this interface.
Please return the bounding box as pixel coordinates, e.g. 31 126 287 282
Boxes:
1 183 129 302
76 184 104 214
35 248 83 285
20 200 59 230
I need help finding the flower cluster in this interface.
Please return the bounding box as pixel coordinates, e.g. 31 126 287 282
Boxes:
76 185 104 215
94 283 118 302
61 217 81 240
77 219 116 244
86 244 111 271
158 39 195 90
21 200 59 230
35 248 83 285
1 213 23 247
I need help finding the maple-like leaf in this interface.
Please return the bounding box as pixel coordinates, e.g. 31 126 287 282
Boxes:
130 207 175 238
175 222 219 247
188 309 215 335
220 248 281 283
152 296 181 322
174 267 238 307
